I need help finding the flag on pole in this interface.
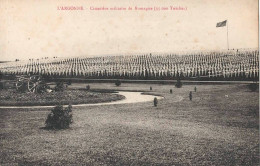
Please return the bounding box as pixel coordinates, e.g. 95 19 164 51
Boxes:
216 20 227 27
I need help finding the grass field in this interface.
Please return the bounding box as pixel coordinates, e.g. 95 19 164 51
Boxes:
0 89 124 106
0 83 259 165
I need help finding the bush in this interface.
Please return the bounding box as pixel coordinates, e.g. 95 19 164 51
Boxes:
154 97 158 107
45 104 73 129
0 82 3 90
67 80 72 85
175 79 183 88
248 83 258 92
115 80 121 86
189 91 192 101
55 81 65 92
35 83 50 94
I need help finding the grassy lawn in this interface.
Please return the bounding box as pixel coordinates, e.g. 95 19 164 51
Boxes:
0 83 259 165
0 89 124 106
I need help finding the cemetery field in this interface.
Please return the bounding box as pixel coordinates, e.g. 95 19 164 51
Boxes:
0 83 259 165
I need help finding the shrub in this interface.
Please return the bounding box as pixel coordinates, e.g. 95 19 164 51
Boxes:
55 81 65 92
189 91 192 101
0 82 3 90
175 79 183 88
115 80 121 86
67 80 72 85
45 104 73 129
35 83 50 94
154 97 158 107
248 83 258 92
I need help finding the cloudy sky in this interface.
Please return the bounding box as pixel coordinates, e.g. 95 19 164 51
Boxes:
0 0 258 61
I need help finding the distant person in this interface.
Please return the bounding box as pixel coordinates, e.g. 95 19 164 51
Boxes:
189 91 192 101
154 97 158 107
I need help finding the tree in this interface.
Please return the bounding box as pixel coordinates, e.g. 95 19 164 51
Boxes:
45 104 73 129
175 78 183 88
67 80 72 85
55 81 65 92
248 83 258 92
35 83 50 94
115 79 121 86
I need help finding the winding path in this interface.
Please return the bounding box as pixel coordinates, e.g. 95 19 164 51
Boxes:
0 91 168 109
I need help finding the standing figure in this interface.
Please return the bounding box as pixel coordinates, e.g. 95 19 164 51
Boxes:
189 91 192 101
154 97 158 107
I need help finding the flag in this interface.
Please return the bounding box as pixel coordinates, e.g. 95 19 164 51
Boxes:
216 20 227 27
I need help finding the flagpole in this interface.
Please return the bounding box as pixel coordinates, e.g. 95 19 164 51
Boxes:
227 20 229 50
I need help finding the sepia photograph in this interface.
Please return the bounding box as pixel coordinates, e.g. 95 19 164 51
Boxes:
0 0 259 165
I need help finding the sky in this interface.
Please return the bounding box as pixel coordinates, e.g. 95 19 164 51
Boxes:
0 0 258 61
